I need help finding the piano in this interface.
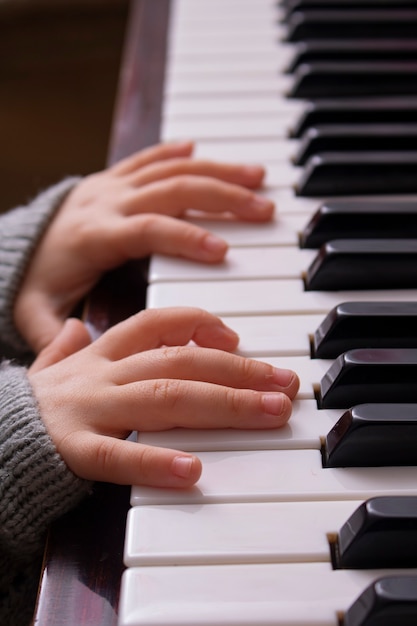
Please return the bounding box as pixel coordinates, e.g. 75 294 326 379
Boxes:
34 0 417 624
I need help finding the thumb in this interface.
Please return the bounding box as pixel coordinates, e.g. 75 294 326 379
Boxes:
29 318 92 373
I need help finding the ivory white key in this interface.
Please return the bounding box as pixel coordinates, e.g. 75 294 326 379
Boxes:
161 117 297 143
162 94 305 119
149 246 316 282
130 448 417 506
120 563 417 626
124 499 361 566
147 278 417 317
137 399 340 452
191 138 299 164
164 73 293 99
182 213 307 248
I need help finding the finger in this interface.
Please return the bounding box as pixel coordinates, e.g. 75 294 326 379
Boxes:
111 141 194 175
115 213 229 263
107 378 294 431
129 158 266 189
62 432 202 487
29 318 92 373
112 345 299 399
121 176 274 221
94 308 240 360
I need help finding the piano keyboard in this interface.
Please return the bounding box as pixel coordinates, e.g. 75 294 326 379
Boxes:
119 1 417 624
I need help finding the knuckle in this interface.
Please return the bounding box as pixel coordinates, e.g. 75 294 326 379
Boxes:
152 378 182 409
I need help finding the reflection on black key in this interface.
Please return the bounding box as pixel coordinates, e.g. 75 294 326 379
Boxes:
294 124 417 166
300 201 417 248
332 496 417 568
323 404 417 467
305 239 417 291
291 97 417 138
296 152 417 196
286 10 417 41
344 576 417 626
312 302 417 359
286 40 417 73
318 348 417 409
289 62 417 99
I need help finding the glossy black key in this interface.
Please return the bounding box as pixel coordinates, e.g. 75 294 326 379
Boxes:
283 0 417 14
296 152 417 196
294 124 417 166
289 62 417 99
286 40 417 73
318 348 417 409
305 239 417 291
291 97 417 138
323 405 417 467
300 201 417 248
344 576 417 626
312 302 417 359
286 10 417 41
332 496 417 568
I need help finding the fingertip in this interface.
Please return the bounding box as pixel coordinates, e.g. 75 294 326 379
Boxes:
171 454 202 485
240 164 266 188
200 234 228 261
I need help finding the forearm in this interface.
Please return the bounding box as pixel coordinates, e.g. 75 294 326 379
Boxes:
0 178 81 354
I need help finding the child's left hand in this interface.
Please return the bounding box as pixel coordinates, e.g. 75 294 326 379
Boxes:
14 141 274 353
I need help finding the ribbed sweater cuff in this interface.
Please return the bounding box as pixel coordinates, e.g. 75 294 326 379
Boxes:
0 361 92 557
0 177 81 353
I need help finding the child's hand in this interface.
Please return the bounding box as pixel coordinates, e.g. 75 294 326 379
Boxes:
15 142 274 353
28 308 299 488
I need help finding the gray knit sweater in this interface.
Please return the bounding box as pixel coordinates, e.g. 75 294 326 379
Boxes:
0 179 93 625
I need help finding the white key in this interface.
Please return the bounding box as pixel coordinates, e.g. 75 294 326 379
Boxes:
182 213 307 247
149 246 316 282
131 448 417 506
137 398 340 452
147 278 417 317
124 499 361 566
119 563 417 626
193 138 299 163
163 94 305 119
161 117 295 143
164 73 293 98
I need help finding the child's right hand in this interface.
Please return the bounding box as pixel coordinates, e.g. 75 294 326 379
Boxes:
28 307 299 489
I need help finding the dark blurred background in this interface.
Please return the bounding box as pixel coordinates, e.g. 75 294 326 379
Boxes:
0 0 129 213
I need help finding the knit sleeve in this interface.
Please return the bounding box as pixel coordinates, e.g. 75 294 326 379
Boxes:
0 177 81 354
0 359 92 623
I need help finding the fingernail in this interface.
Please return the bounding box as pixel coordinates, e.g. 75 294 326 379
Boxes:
261 393 286 416
245 195 274 216
172 455 194 478
241 165 264 178
271 367 296 388
202 234 228 255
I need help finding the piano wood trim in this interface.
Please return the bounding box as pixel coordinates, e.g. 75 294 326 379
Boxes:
33 1 170 624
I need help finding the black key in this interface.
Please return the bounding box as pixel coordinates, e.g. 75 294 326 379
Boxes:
283 0 417 14
286 10 417 41
318 348 417 409
332 497 417 567
305 239 417 291
312 302 417 359
294 123 417 166
344 576 417 626
300 201 417 249
323 405 417 467
296 152 417 196
289 62 417 99
286 40 417 73
291 97 417 138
